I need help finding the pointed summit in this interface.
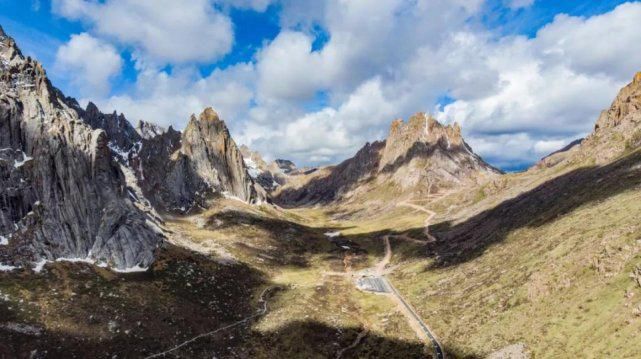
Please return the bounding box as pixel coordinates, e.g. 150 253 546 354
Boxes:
379 113 467 171
199 107 221 122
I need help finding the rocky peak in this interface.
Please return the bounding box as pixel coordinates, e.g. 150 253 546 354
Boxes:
379 113 464 171
0 27 161 270
136 120 166 139
594 72 641 132
198 107 221 122
81 102 141 153
275 112 499 206
180 108 261 203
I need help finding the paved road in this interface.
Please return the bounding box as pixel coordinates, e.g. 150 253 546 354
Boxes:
356 235 445 359
384 277 445 359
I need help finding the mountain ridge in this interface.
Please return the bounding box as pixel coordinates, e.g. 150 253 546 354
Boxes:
275 113 501 206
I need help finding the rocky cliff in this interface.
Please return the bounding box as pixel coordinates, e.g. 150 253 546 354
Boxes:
240 145 299 193
535 72 641 169
0 26 161 270
582 72 641 162
81 104 264 213
179 108 262 204
275 113 500 206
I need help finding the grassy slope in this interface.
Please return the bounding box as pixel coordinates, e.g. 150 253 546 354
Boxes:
1 198 427 358
284 146 641 358
3 145 641 357
384 151 641 358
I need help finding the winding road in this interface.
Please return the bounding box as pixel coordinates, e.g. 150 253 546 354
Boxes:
379 237 445 359
351 196 446 358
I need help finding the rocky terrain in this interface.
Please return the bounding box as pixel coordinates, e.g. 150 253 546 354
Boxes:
275 113 501 206
3 22 641 359
0 25 161 271
240 145 313 194
82 103 264 214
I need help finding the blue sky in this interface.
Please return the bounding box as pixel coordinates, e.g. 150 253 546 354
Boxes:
0 0 639 171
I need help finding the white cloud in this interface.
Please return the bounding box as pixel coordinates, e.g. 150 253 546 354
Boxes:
435 3 641 167
96 64 255 131
256 31 326 101
52 0 233 64
50 1 641 170
534 2 641 79
242 77 398 164
54 33 122 97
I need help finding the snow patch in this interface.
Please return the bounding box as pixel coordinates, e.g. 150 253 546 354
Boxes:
0 235 8 246
0 263 17 272
55 256 96 265
32 259 48 273
113 264 149 273
243 157 260 178
13 152 33 168
108 142 130 159
324 231 341 238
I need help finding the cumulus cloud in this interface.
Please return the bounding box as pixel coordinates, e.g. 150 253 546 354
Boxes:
54 33 122 97
243 77 398 164
435 3 641 166
256 31 326 101
52 0 234 64
534 2 641 80
96 63 255 131
49 0 641 169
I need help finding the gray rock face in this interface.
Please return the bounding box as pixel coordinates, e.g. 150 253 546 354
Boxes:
239 145 294 193
82 105 265 213
135 120 166 140
180 108 260 203
0 26 161 269
81 101 142 153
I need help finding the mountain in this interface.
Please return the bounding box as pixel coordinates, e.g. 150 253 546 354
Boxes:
536 72 641 170
0 26 161 270
80 102 265 214
240 145 301 192
533 138 583 169
373 72 641 357
275 113 501 206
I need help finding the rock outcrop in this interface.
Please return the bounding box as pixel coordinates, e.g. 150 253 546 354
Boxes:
80 104 265 213
275 113 500 206
240 145 299 192
0 26 161 270
179 108 261 204
536 72 641 168
583 71 641 162
378 113 500 186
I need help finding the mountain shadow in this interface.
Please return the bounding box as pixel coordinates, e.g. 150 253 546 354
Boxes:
0 243 267 359
422 149 641 267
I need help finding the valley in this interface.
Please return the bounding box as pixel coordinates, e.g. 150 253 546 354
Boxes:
2 16 641 359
